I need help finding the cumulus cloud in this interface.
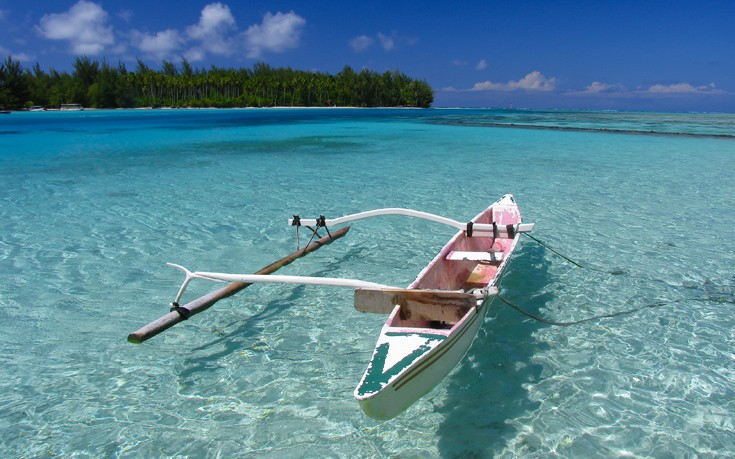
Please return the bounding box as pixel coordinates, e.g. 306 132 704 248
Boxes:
128 3 236 61
350 35 374 52
184 48 205 62
476 59 487 70
186 2 237 57
376 32 395 51
575 81 626 94
349 31 415 53
244 11 306 58
565 80 727 99
117 9 134 23
584 82 617 93
471 71 558 92
34 3 308 62
646 82 718 94
13 52 33 62
130 29 183 60
0 46 32 62
37 0 114 55
187 3 236 40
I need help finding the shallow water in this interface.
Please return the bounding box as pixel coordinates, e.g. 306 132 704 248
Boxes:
1 108 734 457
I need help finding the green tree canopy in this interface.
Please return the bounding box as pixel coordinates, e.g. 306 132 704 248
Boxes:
0 56 434 110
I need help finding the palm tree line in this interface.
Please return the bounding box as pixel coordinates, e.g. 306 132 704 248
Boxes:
0 56 434 109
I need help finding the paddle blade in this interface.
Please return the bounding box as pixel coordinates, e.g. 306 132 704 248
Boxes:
354 288 476 322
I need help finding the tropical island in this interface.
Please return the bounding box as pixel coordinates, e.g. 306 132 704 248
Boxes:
0 56 434 110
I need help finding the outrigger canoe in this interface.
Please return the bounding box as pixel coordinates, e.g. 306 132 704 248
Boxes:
141 194 532 419
353 194 528 419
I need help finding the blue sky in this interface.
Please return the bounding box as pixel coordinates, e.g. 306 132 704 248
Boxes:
1 0 734 112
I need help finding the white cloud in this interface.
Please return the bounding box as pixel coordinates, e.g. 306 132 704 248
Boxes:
0 46 32 62
350 35 374 52
565 80 727 99
646 82 718 94
244 11 306 58
471 71 558 92
584 82 616 93
37 0 114 55
377 32 395 51
13 52 33 62
184 48 206 62
128 3 235 62
476 59 487 70
186 2 237 56
131 29 183 59
573 81 627 94
350 31 415 53
117 9 134 23
187 3 236 40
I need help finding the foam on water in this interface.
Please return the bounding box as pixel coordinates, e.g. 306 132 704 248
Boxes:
1 108 734 457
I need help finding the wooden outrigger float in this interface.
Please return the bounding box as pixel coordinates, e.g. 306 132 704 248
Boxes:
129 194 532 419
127 227 351 343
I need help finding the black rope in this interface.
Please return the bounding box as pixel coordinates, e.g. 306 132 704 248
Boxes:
303 226 320 248
499 293 735 326
170 302 191 320
299 215 331 249
523 232 624 275
292 215 301 250
502 233 735 325
497 294 674 326
317 215 332 238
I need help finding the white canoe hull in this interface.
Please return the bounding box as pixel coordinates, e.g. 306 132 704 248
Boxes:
355 298 491 419
354 194 524 419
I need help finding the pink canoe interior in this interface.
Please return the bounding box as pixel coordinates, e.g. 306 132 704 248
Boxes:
410 202 521 292
388 196 523 330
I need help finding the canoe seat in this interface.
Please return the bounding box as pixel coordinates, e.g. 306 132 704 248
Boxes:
446 251 503 262
463 263 499 289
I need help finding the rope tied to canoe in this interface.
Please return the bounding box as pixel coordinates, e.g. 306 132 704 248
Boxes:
169 302 192 320
498 292 733 326
292 214 332 250
497 294 673 326
498 233 735 326
523 232 624 275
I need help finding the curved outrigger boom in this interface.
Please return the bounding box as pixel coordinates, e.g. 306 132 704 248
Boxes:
288 207 534 237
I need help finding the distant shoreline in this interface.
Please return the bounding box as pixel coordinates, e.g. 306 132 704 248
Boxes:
11 105 429 112
7 106 733 116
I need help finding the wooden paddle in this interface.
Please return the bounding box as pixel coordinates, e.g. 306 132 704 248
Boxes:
354 288 480 322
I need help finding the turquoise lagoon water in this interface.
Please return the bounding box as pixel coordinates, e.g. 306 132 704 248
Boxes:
1 108 734 458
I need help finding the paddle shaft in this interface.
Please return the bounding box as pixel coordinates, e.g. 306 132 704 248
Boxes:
127 226 350 343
